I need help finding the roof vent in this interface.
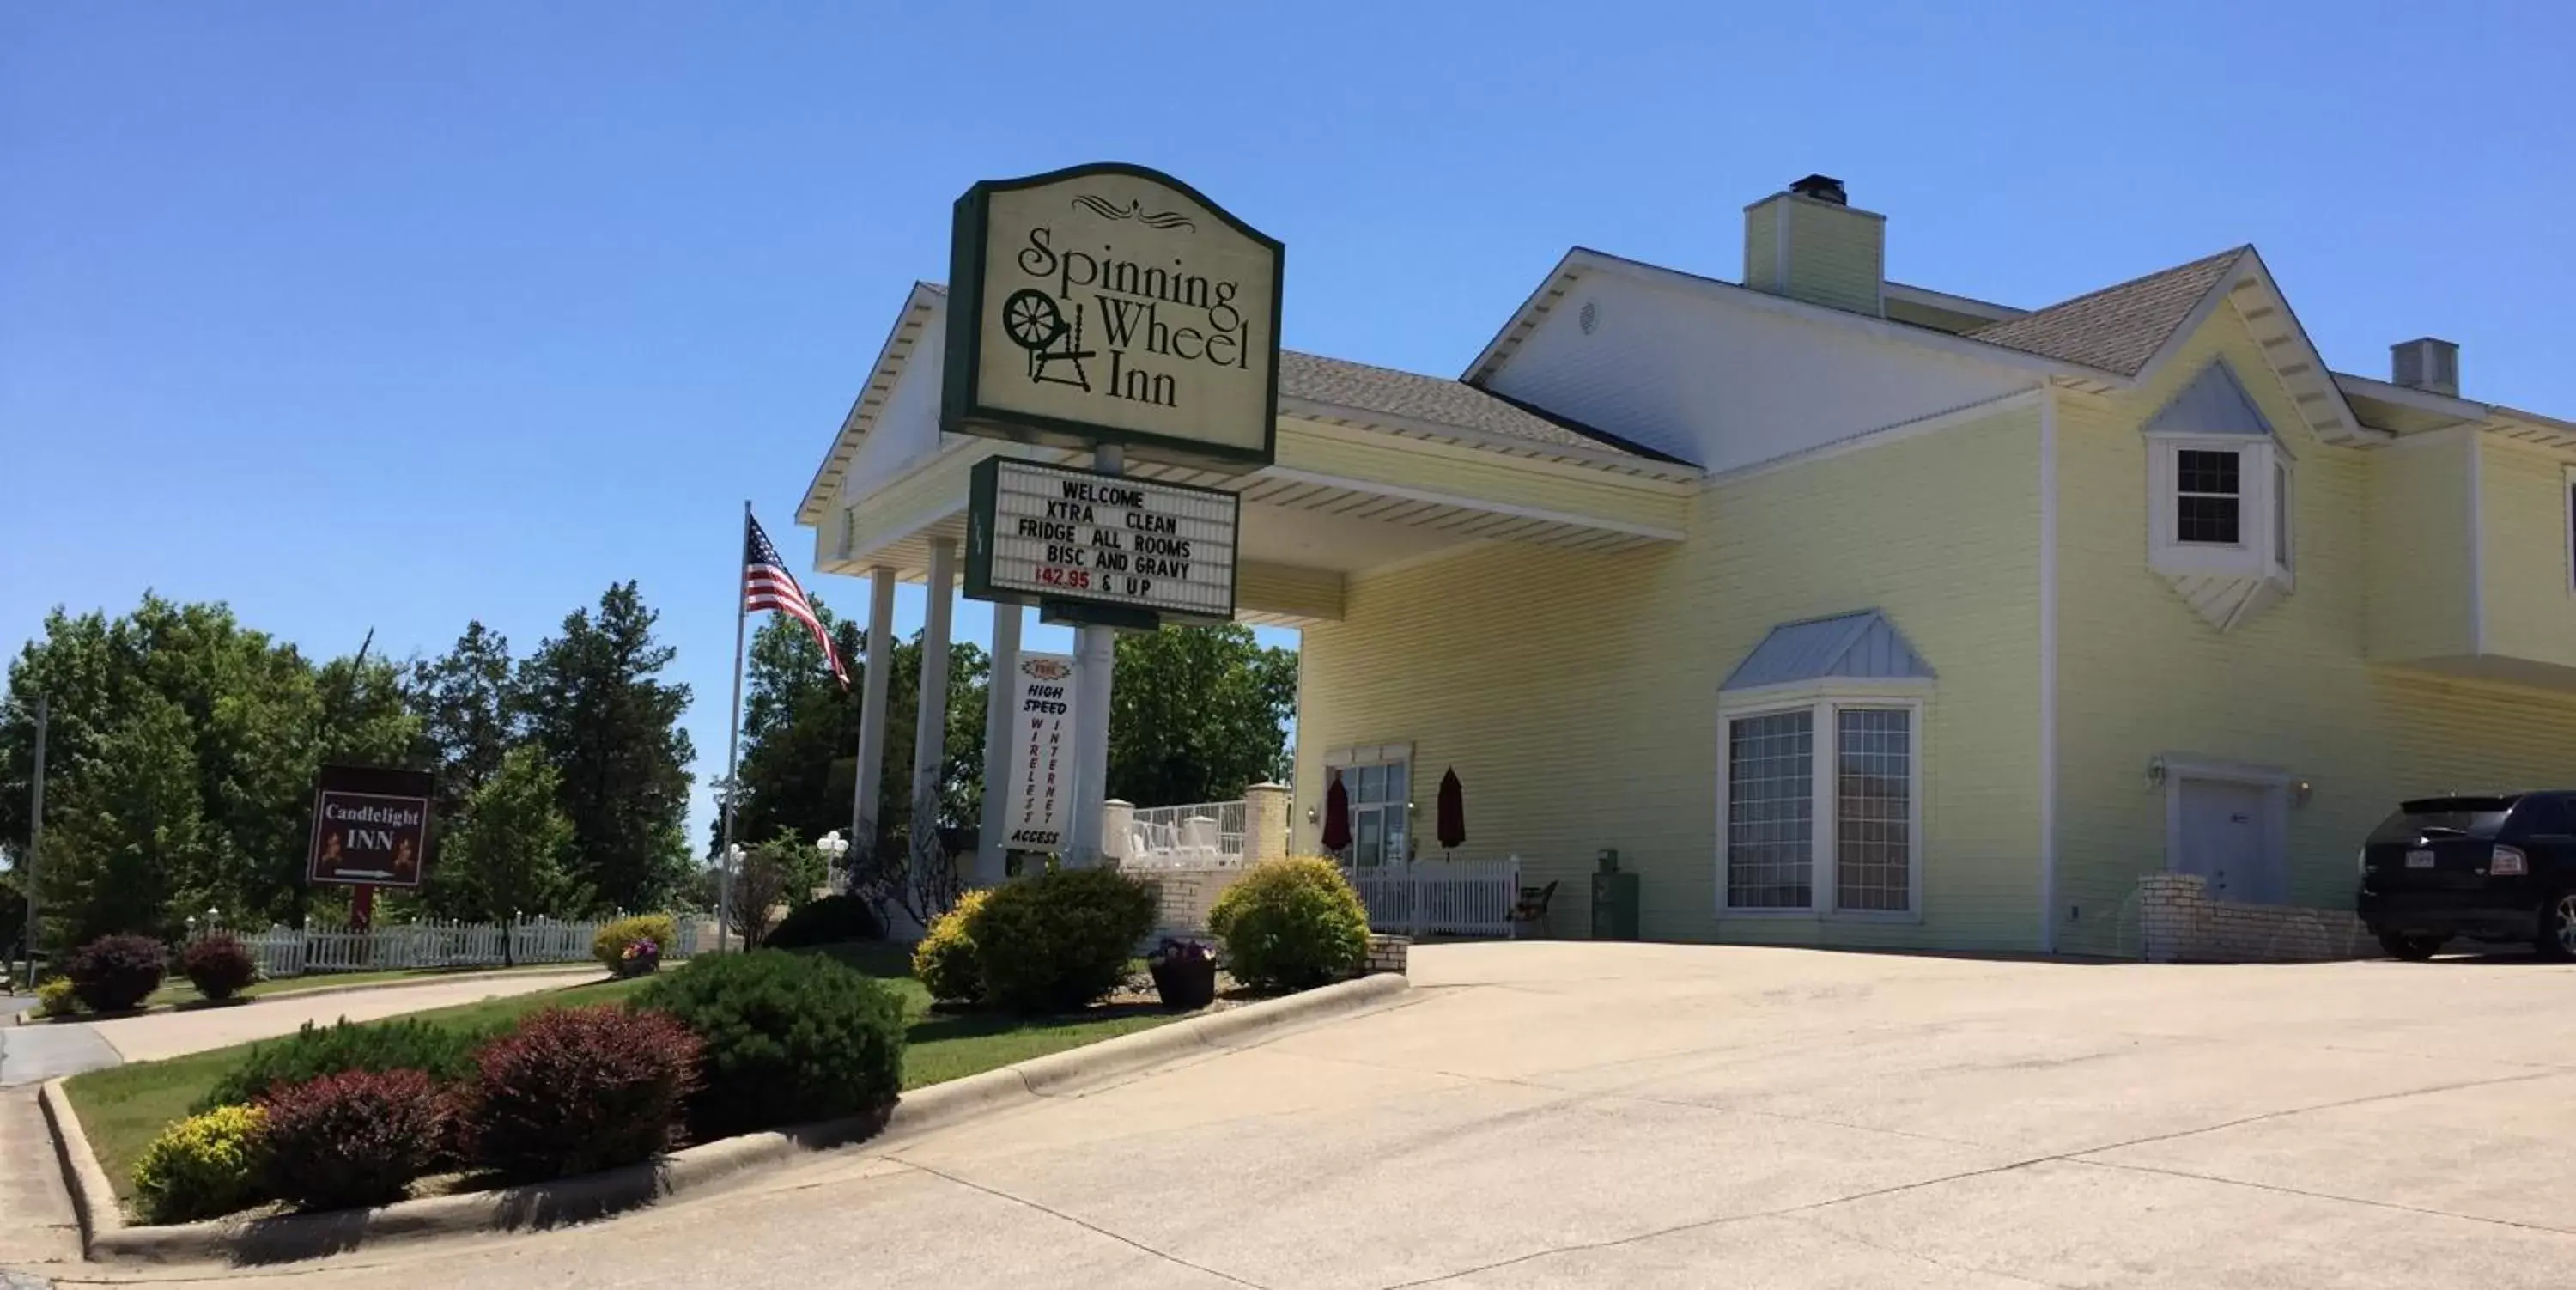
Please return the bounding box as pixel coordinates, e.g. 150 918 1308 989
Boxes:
2391 337 2460 398
1789 173 1848 206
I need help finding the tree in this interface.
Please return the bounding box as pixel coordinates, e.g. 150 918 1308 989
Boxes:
517 582 695 914
431 746 580 927
405 622 517 824
1107 624 1298 807
724 833 817 947
41 694 204 943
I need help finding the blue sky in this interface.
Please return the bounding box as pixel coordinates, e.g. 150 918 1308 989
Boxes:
4 2 2568 845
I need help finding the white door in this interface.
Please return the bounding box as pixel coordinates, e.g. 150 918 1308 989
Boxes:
2176 778 2281 904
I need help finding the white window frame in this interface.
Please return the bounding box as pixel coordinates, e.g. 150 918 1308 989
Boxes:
2562 464 2575 596
1715 685 1926 923
1323 743 1412 867
2147 435 2295 588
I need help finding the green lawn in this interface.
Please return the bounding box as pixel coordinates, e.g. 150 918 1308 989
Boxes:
64 942 1177 1208
145 959 608 1009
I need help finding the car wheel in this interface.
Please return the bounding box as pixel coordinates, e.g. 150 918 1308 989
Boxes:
2375 929 2444 961
2537 892 2576 961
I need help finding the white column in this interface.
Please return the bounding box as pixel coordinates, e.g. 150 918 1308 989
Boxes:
851 565 897 853
912 539 959 857
1063 447 1123 867
975 602 1023 886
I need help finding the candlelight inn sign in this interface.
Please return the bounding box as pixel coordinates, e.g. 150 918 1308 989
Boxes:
942 163 1285 472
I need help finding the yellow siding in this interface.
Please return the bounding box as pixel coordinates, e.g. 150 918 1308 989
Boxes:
1782 201 1885 316
2479 437 2576 671
1743 205 1779 295
2366 431 2475 663
1236 561 1345 623
1296 403 2044 952
1276 419 1693 536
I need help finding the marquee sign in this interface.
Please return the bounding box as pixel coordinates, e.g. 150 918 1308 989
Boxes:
999 653 1078 851
941 163 1285 472
966 456 1239 624
307 765 434 889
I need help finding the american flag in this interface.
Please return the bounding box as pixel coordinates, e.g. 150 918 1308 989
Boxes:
744 513 848 689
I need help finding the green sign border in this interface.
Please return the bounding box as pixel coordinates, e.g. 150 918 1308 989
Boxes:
965 455 1241 627
941 162 1285 473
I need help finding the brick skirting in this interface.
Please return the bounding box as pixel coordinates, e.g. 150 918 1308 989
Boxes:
2136 874 2376 963
1363 934 1410 977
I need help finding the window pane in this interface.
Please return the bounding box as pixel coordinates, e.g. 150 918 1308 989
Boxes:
2274 462 2290 568
1356 764 1382 803
1385 808 1407 862
2178 450 2239 496
1835 709 1911 912
1727 711 1814 910
2178 495 2240 544
1355 808 1382 867
1388 761 1408 808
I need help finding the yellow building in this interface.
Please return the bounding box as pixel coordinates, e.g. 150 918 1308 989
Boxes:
805 174 2576 956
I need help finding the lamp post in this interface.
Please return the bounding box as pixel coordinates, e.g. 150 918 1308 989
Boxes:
718 843 744 954
817 831 849 896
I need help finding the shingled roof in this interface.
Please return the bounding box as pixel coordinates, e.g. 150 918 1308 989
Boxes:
1279 350 1686 465
1968 247 2247 376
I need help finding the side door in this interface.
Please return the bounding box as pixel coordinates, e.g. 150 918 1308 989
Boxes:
2177 778 2276 903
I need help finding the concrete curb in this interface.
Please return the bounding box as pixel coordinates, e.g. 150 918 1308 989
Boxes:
48 971 1411 1266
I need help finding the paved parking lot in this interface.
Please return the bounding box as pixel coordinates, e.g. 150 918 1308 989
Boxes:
41 942 2576 1288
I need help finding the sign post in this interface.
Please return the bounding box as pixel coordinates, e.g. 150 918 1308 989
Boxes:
943 162 1281 865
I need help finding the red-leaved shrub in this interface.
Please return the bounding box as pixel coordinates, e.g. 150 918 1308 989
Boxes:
258 1068 449 1210
67 934 167 1013
458 1007 700 1181
179 935 258 1001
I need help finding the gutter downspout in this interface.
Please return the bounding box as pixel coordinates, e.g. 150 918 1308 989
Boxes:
2038 385 2061 954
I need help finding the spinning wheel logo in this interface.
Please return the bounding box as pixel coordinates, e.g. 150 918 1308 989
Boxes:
1002 287 1095 392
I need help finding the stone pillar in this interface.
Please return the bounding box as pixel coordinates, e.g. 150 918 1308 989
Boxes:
1065 613 1118 867
974 602 1023 886
851 565 898 855
1244 782 1291 863
912 540 957 866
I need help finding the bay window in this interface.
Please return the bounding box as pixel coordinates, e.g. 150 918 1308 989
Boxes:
1720 697 1921 917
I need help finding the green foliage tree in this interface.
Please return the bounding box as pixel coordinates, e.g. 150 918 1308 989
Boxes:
431 746 581 924
1107 624 1298 806
44 694 204 943
517 582 695 914
404 621 517 824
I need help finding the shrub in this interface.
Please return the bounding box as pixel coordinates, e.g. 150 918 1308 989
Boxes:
966 867 1157 1013
911 887 991 1006
635 951 903 1140
197 1019 483 1115
134 1104 268 1225
67 934 167 1013
1207 857 1370 991
458 1006 699 1181
179 935 258 1001
592 914 677 971
764 893 886 950
35 977 78 1018
258 1069 448 1210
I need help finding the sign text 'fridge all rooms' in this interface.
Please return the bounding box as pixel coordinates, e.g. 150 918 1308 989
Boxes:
968 458 1239 623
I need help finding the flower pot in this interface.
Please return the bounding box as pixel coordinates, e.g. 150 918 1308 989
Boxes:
1149 957 1217 1011
618 949 661 978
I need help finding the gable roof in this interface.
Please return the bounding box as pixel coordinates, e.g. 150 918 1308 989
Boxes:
1968 248 2248 377
1722 609 1935 691
1278 350 1691 466
2145 360 2275 439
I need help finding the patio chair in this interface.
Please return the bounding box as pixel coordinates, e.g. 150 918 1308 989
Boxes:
1510 879 1560 939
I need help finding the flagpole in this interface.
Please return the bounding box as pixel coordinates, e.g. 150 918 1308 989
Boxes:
717 499 750 954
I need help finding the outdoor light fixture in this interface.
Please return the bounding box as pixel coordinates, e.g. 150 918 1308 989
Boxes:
2146 757 2167 788
2293 780 2314 806
1305 806 1317 824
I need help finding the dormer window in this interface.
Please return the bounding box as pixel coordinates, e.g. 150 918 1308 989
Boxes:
2142 361 2296 630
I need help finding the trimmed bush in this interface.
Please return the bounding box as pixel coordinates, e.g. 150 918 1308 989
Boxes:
592 914 677 971
911 887 991 1006
35 977 78 1018
258 1069 448 1210
134 1104 268 1225
197 1019 483 1116
1207 857 1370 991
966 867 1156 1013
635 951 903 1140
764 893 886 950
179 935 258 1002
458 1007 699 1180
67 934 167 1013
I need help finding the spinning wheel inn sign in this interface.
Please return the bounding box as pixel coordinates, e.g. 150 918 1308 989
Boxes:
942 163 1285 471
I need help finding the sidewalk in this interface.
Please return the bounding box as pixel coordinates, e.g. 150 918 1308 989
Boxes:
87 967 605 1062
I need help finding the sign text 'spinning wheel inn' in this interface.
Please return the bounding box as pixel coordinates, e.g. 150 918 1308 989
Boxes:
307 764 436 889
943 163 1285 472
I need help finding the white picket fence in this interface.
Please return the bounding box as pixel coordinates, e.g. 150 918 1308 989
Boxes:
191 915 706 978
1343 856 1522 939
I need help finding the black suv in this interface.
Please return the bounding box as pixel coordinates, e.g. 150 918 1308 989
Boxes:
2358 792 2576 960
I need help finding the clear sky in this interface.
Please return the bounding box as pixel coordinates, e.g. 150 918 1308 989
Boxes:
5 2 2568 845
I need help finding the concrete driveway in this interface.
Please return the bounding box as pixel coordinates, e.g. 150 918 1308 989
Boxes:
48 943 2576 1287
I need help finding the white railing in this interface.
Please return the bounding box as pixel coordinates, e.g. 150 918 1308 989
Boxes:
1123 800 1249 868
1343 856 1522 939
190 915 707 978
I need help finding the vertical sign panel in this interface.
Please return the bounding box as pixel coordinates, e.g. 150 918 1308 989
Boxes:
1001 653 1079 851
